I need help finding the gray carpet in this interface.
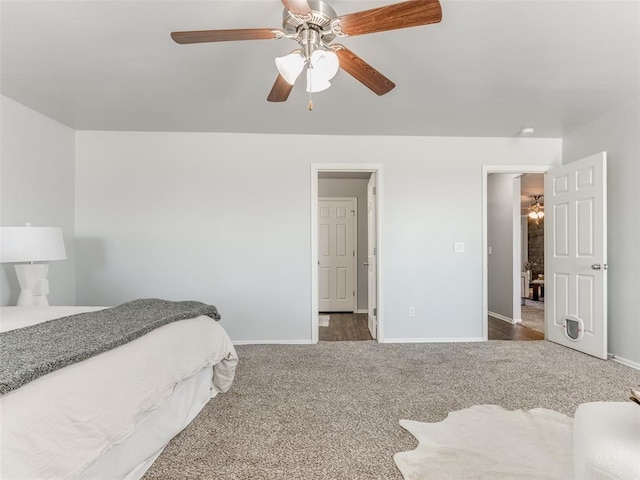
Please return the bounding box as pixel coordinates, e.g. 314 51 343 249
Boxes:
143 341 640 480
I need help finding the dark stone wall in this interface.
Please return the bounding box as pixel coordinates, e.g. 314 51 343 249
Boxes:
528 218 544 277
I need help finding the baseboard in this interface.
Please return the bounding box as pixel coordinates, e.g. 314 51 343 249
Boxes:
488 311 517 324
608 354 640 371
356 309 368 314
381 337 484 344
232 339 314 346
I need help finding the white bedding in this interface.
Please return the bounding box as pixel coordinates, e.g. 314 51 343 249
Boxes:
0 306 237 479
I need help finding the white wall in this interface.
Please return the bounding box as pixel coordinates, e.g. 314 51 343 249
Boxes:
563 98 640 366
75 131 560 343
0 96 76 306
487 174 521 323
318 177 369 311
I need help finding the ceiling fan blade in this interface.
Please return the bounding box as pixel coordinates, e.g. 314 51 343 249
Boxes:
267 74 294 102
334 47 395 96
337 0 442 37
171 28 280 44
281 0 312 16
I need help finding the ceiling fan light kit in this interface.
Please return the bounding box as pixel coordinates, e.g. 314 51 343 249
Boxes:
275 48 339 92
171 0 442 107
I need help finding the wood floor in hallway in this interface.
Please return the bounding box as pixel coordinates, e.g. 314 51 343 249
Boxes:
488 317 544 340
319 313 373 341
319 314 543 341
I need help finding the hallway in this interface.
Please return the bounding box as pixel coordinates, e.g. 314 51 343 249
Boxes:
319 313 372 341
488 317 543 341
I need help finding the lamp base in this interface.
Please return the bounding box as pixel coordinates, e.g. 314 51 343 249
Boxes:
15 263 50 307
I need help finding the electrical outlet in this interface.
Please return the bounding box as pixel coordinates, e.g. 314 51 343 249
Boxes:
408 306 415 317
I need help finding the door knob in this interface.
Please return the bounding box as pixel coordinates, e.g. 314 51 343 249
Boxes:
591 263 602 270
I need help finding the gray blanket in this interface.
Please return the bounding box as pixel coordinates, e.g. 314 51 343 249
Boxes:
0 298 220 395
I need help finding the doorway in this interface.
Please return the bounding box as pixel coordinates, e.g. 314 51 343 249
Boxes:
520 173 546 336
482 165 549 341
311 164 383 344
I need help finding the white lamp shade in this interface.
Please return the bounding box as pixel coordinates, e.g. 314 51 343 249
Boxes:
306 68 331 93
310 50 339 80
306 50 339 93
0 227 67 263
275 51 305 85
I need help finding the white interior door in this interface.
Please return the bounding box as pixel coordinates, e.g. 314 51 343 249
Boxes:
318 198 356 312
367 174 377 339
545 152 607 359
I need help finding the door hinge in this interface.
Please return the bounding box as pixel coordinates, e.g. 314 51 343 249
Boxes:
373 187 376 195
373 247 377 256
353 250 355 257
374 308 377 316
353 291 355 297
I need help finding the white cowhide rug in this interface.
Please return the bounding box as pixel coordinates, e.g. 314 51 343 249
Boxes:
394 405 573 479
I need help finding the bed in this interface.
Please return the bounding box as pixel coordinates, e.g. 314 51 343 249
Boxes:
0 299 238 479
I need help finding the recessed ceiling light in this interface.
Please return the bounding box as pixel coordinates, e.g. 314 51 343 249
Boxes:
519 127 535 136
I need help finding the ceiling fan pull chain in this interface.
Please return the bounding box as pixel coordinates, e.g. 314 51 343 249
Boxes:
307 63 314 111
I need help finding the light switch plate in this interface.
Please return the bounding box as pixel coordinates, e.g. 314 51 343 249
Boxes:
454 242 465 253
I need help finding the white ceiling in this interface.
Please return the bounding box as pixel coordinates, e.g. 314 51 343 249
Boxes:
1 0 639 137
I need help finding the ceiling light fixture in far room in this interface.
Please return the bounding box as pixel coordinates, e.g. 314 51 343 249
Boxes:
0 223 67 306
519 127 535 136
528 195 545 225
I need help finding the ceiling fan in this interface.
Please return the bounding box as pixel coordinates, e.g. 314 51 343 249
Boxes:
171 0 442 107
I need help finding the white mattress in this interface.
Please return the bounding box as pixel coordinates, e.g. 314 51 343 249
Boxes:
0 306 237 479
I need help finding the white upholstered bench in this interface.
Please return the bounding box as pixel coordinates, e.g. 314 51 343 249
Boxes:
573 402 640 480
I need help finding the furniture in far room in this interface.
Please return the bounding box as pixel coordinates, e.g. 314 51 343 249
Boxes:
530 278 545 301
0 299 238 480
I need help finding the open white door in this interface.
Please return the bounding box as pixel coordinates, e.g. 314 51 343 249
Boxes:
367 174 377 339
318 198 357 312
545 152 607 359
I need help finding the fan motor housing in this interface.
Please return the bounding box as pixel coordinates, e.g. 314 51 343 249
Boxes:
282 0 337 43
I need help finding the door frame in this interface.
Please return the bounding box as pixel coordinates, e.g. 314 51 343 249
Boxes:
318 196 358 313
482 165 550 340
311 164 384 344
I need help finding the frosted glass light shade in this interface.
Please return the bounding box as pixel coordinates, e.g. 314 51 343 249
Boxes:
310 50 339 80
306 68 331 93
306 50 339 93
275 51 305 85
0 227 67 263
